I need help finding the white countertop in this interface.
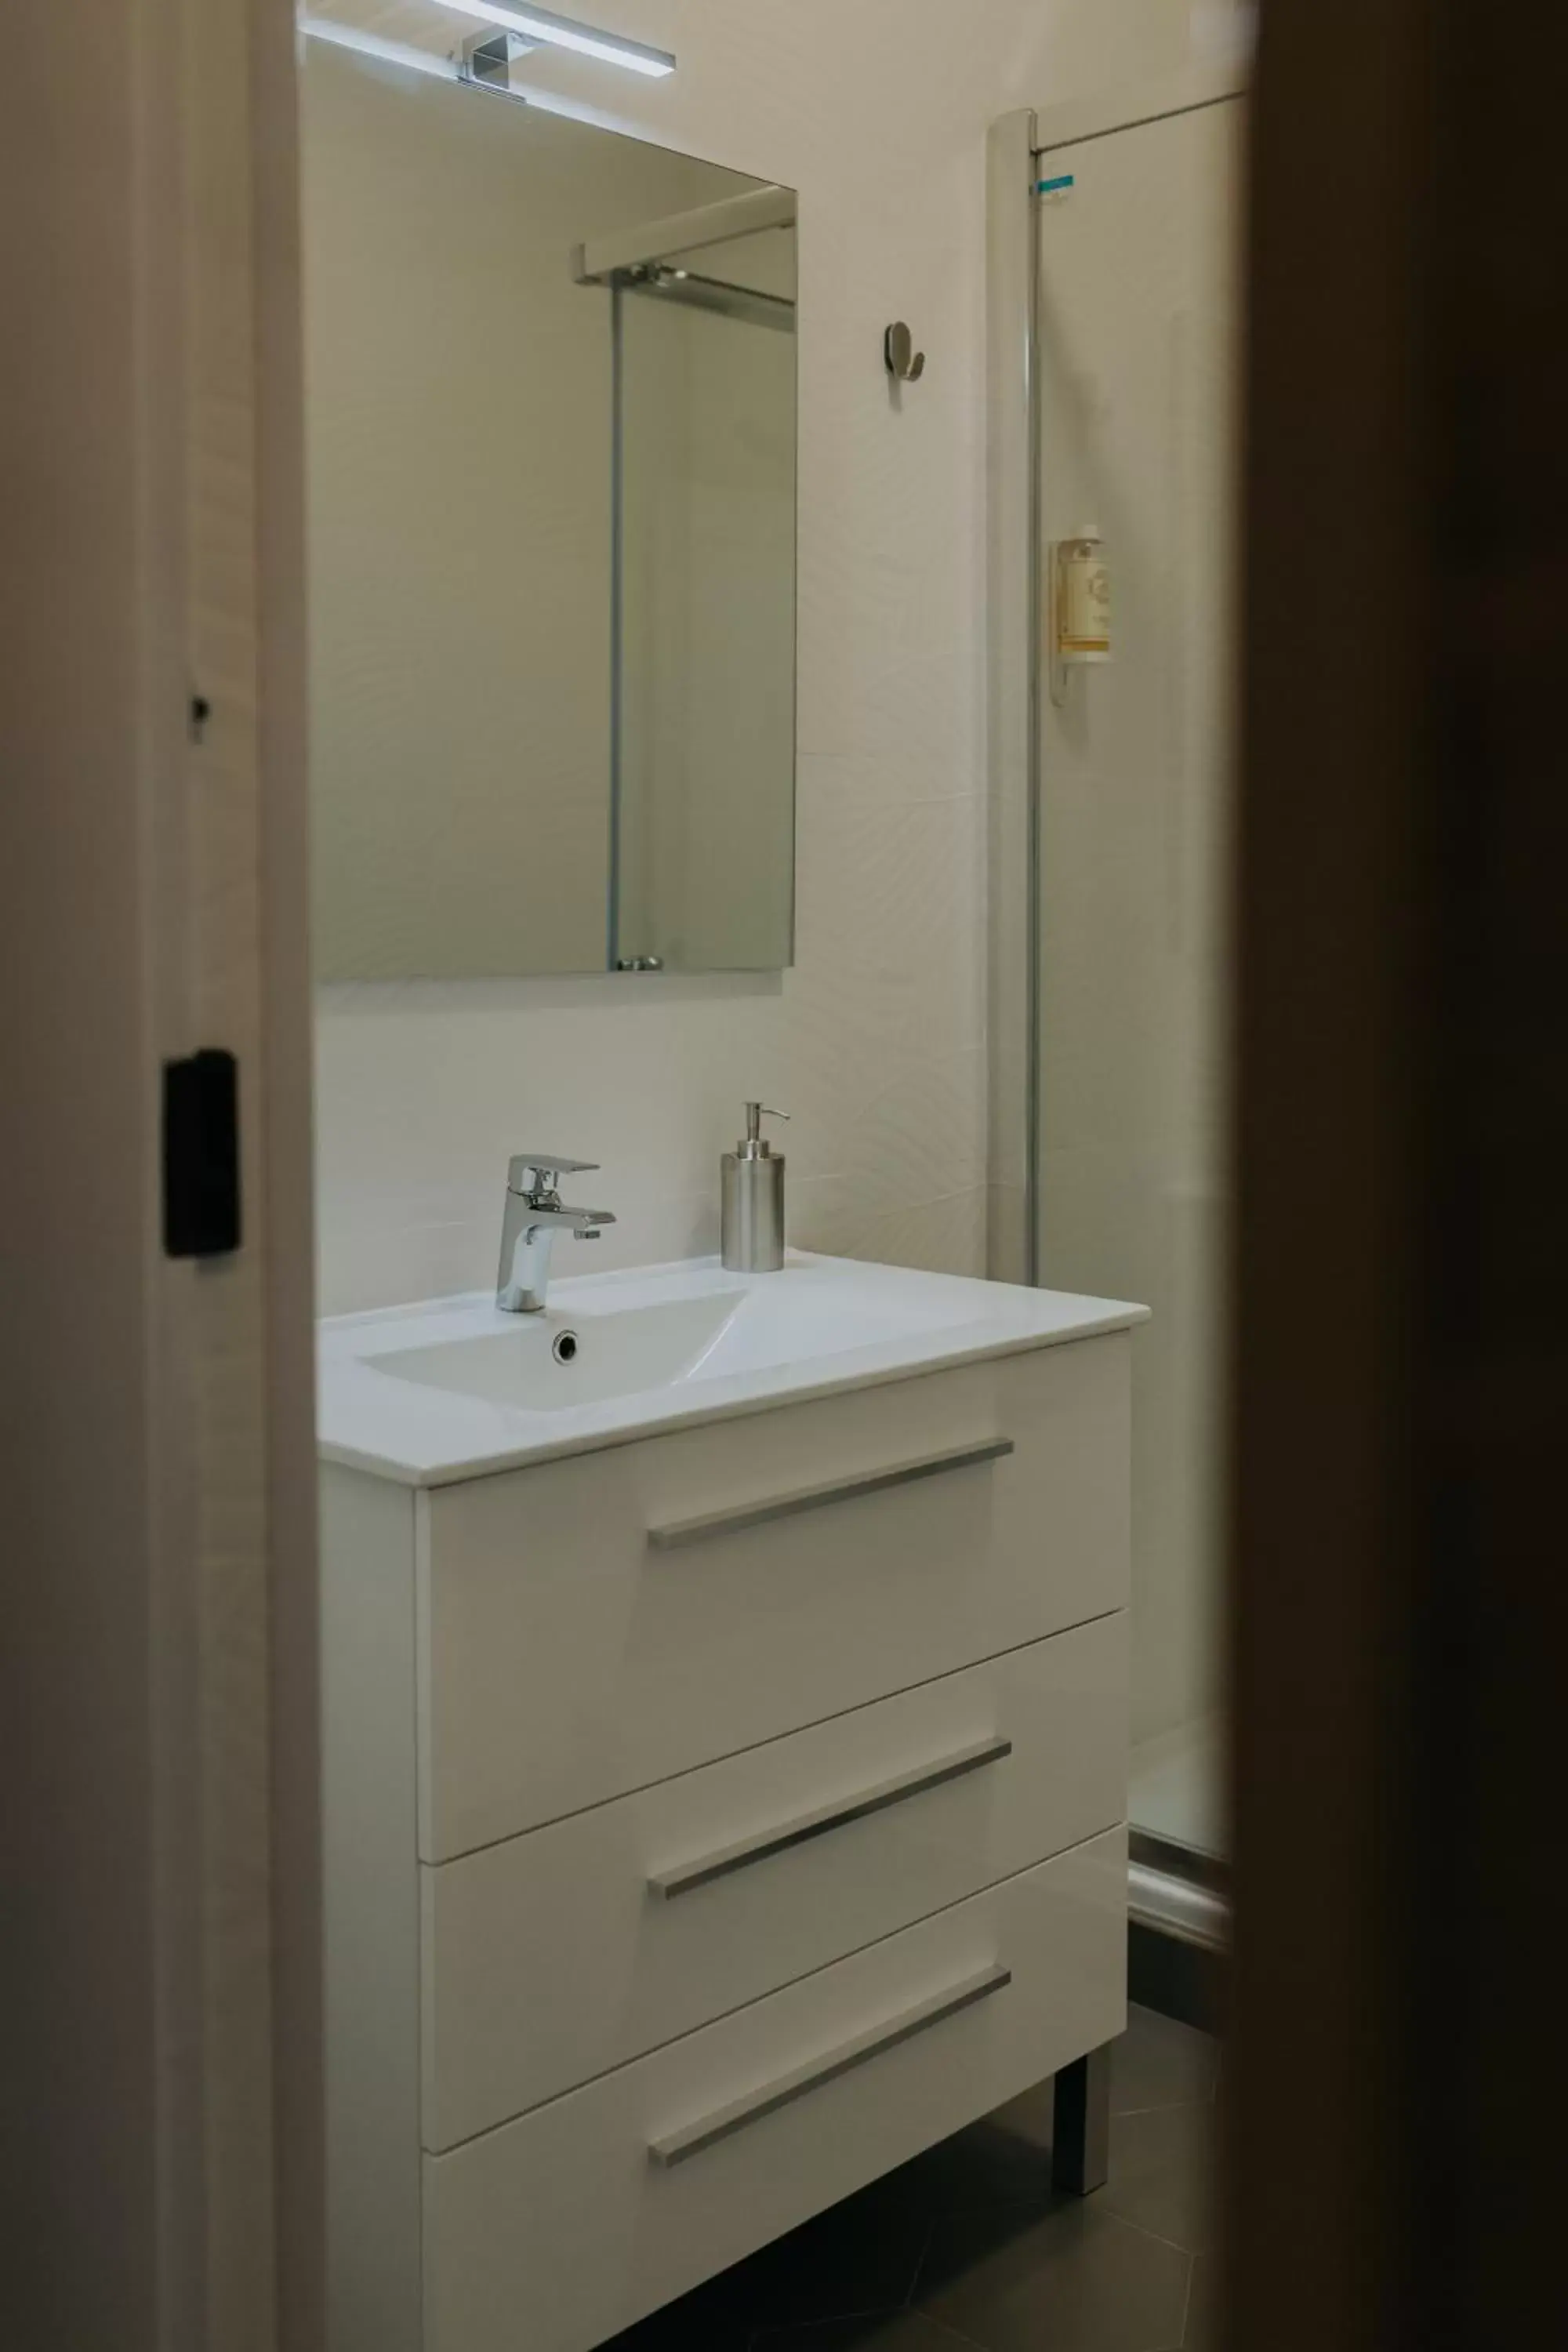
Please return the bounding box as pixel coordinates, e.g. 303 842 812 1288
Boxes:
317 1251 1149 1487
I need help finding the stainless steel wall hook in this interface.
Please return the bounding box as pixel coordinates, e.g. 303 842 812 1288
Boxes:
884 321 926 383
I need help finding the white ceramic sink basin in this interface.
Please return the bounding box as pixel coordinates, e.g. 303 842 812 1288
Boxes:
317 1252 1147 1486
375 1290 747 1414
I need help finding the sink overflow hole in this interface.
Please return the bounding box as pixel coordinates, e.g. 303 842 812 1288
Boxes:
553 1330 580 1365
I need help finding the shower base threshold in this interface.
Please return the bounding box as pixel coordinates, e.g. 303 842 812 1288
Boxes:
1129 1826 1229 1952
1127 1828 1229 2033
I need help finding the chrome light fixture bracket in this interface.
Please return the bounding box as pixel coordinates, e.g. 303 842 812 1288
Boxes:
434 2 675 81
459 28 537 97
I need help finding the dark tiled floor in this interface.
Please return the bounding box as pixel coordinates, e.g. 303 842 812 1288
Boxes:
602 2005 1218 2352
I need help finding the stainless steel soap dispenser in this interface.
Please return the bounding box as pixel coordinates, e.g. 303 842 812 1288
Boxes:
721 1103 789 1272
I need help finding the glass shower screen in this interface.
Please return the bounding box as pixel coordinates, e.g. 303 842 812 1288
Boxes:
1033 92 1244 1867
611 227 797 973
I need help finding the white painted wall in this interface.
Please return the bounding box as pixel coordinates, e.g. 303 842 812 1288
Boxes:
314 0 1250 1315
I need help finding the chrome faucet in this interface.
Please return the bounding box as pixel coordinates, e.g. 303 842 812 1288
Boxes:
496 1156 616 1314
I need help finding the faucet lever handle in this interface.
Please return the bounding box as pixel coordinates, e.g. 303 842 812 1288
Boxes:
508 1153 600 1200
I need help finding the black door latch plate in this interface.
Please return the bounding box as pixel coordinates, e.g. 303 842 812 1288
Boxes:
163 1048 241 1258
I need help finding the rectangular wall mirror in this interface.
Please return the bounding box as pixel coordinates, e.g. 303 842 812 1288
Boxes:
302 35 798 978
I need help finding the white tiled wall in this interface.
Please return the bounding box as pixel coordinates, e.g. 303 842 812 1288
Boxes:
312 0 1248 1315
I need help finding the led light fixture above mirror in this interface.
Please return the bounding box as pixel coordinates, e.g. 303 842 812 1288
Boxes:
426 1 676 78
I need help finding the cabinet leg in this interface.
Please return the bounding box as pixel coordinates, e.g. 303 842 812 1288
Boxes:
1052 2041 1112 2195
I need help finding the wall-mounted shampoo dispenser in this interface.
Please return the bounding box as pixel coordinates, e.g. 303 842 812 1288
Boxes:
1051 525 1112 705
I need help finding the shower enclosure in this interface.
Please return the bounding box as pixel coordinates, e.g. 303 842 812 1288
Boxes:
607 227 797 972
988 59 1247 1953
570 186 797 975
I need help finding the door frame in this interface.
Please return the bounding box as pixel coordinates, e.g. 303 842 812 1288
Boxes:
2 0 321 2343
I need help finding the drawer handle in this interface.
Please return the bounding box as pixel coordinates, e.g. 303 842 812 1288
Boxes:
648 1962 1011 2168
646 1436 1014 1552
648 1734 1014 1900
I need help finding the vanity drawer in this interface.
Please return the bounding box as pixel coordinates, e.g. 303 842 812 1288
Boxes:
421 1613 1127 2147
417 1334 1131 1860
423 1828 1127 2352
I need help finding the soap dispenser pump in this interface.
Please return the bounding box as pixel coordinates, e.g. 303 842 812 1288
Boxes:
721 1103 789 1272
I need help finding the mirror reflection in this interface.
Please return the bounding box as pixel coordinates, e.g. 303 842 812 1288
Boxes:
302 39 797 978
